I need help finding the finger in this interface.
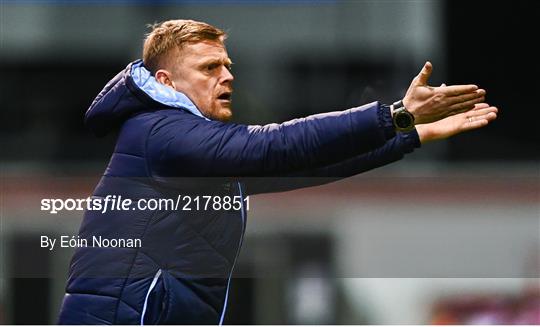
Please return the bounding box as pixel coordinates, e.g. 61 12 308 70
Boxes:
469 111 497 121
451 102 497 118
447 89 485 106
447 96 485 115
415 61 432 85
463 112 497 130
441 83 446 87
473 103 490 110
484 111 498 121
435 84 479 96
470 106 498 116
460 106 497 116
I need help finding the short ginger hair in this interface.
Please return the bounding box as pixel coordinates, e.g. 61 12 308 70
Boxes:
143 19 227 74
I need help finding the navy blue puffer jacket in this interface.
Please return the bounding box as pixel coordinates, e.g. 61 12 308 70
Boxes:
57 60 419 324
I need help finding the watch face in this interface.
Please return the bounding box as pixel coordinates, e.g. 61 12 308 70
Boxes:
395 111 413 128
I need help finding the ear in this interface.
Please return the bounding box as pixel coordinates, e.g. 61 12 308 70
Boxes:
155 69 176 90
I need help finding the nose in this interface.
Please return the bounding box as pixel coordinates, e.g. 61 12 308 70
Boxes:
220 66 234 84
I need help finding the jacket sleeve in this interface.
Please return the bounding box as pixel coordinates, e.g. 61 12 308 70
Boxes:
243 129 421 195
148 102 396 177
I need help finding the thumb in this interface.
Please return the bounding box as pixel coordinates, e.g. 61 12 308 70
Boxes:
415 61 432 85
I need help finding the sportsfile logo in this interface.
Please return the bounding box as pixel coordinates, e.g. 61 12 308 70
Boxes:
40 194 250 214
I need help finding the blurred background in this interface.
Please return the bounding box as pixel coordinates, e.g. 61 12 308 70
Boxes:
0 0 538 324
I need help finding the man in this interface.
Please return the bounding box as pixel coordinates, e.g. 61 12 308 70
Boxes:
58 20 497 324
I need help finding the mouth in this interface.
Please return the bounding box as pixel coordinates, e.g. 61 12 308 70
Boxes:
217 91 232 101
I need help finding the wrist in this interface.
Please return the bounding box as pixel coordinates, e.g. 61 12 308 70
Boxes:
391 100 415 132
415 125 432 144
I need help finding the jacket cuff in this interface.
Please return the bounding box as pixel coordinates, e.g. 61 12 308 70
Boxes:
378 104 396 140
397 129 422 154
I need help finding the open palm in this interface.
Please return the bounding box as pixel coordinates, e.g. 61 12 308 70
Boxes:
416 103 498 143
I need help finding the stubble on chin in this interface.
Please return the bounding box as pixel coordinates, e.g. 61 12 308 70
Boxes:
203 106 233 122
216 108 233 122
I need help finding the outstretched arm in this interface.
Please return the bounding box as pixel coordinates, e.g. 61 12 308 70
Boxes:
149 102 396 177
245 103 498 195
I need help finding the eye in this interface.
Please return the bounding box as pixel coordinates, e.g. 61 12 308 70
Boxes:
207 63 219 71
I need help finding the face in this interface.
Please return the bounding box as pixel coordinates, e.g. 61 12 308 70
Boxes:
164 40 234 121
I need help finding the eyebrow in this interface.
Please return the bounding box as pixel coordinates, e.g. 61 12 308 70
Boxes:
199 57 233 67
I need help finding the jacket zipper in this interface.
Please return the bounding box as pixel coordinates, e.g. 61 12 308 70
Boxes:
140 269 162 325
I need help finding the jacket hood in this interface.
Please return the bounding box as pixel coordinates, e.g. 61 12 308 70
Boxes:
85 59 206 137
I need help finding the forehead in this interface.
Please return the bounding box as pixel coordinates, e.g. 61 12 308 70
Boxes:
179 40 229 62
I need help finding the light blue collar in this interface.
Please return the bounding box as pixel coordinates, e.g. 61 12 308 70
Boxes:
130 60 209 120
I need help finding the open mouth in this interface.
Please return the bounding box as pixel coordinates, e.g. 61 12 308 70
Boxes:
217 92 232 101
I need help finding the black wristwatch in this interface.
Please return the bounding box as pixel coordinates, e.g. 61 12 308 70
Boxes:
391 100 415 132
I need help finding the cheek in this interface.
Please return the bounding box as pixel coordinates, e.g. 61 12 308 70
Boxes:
187 79 216 109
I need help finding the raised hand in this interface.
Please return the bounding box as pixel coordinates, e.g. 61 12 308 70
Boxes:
403 62 486 124
415 103 498 143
